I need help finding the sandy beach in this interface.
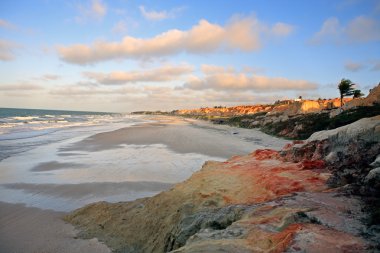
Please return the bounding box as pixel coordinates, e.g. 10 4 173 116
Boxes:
62 116 287 157
0 201 111 253
0 116 289 252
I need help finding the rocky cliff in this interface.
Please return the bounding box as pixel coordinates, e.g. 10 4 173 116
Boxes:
65 116 380 252
208 86 379 140
344 83 380 109
174 98 352 118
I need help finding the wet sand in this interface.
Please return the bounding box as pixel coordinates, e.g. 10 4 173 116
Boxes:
61 116 288 158
0 202 111 253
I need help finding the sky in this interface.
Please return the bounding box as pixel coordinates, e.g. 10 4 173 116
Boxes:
0 0 379 113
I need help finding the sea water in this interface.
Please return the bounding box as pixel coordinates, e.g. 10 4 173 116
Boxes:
0 108 224 211
0 108 135 161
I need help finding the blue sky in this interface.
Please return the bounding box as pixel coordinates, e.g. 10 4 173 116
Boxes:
0 0 379 112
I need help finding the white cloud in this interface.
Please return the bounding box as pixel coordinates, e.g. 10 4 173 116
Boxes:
49 85 141 97
310 17 341 44
75 0 107 23
91 0 106 18
271 22 294 36
34 74 61 81
43 74 60 80
58 16 294 64
371 61 380 71
139 5 184 21
0 82 43 91
344 61 365 72
346 16 380 42
0 39 19 61
200 64 235 74
139 6 169 21
30 79 297 111
310 16 380 44
183 65 317 92
83 64 194 85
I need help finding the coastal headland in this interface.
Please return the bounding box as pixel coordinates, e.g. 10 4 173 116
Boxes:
135 83 380 140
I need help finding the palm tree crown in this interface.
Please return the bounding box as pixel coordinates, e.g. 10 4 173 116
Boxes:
338 78 355 107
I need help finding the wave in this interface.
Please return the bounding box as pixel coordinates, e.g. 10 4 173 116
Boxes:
0 110 127 141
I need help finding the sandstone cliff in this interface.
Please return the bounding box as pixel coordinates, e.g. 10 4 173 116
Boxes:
65 116 380 252
207 87 378 140
174 98 352 118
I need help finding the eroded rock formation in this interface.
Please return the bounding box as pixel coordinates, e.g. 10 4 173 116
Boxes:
175 98 352 118
65 116 380 252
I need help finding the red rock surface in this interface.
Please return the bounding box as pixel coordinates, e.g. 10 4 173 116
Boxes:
175 149 329 206
65 147 366 253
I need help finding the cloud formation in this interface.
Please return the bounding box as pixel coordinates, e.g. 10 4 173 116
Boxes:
34 74 61 81
48 83 284 111
75 0 107 23
344 61 365 72
0 39 19 61
0 82 43 91
58 16 294 64
342 60 380 72
310 17 341 44
346 16 380 42
270 22 294 36
372 61 380 71
83 64 194 85
139 5 184 21
310 15 380 44
49 85 141 97
139 6 168 21
183 65 317 92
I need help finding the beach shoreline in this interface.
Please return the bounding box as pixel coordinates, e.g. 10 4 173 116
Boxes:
0 115 290 252
63 115 380 252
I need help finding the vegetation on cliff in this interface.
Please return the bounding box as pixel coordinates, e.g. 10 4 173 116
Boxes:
133 83 379 140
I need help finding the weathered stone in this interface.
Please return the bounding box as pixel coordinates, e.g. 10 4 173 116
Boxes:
370 155 380 168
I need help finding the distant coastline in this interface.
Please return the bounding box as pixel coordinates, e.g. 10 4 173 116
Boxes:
133 84 380 140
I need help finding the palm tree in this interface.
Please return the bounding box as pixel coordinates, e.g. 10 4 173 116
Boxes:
338 78 355 107
353 89 364 98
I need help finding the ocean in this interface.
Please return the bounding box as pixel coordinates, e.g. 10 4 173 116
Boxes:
0 108 228 211
0 108 130 161
0 107 286 212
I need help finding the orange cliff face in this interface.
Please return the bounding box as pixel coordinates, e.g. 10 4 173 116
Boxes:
175 98 351 117
176 104 272 116
176 149 329 206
